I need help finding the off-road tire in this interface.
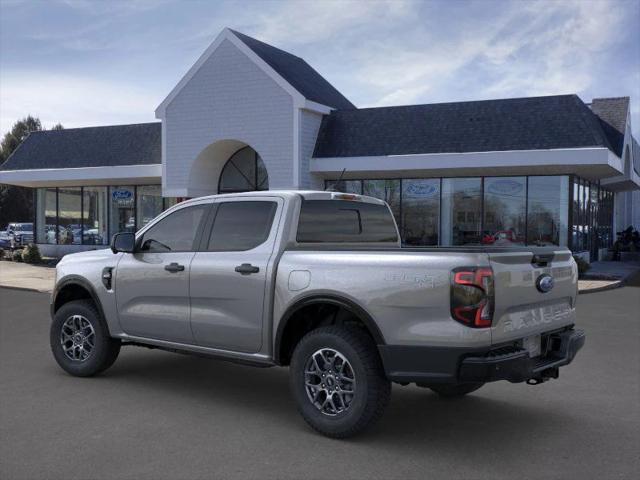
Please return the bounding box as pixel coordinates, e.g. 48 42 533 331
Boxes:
50 300 121 377
290 326 391 438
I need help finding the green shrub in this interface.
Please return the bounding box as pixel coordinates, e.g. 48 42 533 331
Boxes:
573 255 590 275
11 249 23 262
21 243 42 264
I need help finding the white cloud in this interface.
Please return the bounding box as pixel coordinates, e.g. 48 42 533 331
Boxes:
0 72 158 132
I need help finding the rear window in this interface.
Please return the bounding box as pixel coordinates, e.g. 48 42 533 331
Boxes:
297 200 398 243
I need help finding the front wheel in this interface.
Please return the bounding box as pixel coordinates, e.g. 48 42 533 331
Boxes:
290 326 391 438
50 300 121 377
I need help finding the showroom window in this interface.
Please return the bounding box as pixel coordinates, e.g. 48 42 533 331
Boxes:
483 177 526 246
326 175 576 249
36 188 57 244
402 179 440 246
137 185 163 229
362 179 401 226
57 187 82 245
441 178 482 246
109 186 136 234
35 185 182 246
83 187 108 245
526 176 569 246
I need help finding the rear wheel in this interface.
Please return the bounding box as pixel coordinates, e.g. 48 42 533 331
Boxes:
427 382 484 397
290 326 391 438
50 300 121 377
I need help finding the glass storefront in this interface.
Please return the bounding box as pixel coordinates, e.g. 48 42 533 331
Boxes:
483 177 526 246
441 178 482 246
35 185 178 246
326 175 611 250
526 176 569 247
57 187 82 245
83 187 108 245
109 185 136 234
137 185 163 229
402 179 440 246
36 188 57 244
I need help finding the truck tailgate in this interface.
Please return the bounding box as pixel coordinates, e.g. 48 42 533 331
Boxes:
489 249 577 345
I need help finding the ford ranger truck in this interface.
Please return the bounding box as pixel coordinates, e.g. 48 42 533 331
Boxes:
50 191 585 438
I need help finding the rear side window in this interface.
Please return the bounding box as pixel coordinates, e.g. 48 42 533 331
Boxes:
297 200 398 243
207 201 277 251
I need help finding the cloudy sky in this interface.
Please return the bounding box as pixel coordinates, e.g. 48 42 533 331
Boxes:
1 0 639 137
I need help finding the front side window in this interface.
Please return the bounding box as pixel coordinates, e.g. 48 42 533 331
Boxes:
139 205 208 253
297 200 398 243
207 201 277 251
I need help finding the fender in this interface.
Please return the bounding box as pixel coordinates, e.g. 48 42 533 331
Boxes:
50 275 106 324
274 294 386 364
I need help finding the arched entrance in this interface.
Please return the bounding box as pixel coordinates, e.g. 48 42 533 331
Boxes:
218 146 269 193
187 140 269 197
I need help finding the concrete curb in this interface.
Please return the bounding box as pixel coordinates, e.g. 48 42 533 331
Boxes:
578 280 623 295
0 285 51 294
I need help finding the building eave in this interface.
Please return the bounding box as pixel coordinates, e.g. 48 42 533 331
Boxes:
310 147 624 182
0 164 162 188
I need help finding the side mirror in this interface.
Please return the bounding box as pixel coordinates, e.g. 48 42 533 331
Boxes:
110 232 136 254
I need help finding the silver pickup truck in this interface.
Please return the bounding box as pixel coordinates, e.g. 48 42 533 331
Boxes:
50 190 585 437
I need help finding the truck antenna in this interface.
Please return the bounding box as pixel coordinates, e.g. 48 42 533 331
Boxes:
326 168 347 191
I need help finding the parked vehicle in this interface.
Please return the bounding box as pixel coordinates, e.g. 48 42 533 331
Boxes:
50 191 584 437
5 222 34 249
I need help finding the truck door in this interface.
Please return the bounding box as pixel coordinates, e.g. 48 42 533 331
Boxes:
115 204 210 343
189 197 282 353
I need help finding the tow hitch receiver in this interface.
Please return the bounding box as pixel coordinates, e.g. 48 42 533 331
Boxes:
526 367 559 385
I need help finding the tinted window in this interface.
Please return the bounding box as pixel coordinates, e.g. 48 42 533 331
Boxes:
139 205 207 253
207 201 277 251
297 200 398 243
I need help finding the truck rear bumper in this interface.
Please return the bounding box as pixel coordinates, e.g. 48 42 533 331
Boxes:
379 327 585 385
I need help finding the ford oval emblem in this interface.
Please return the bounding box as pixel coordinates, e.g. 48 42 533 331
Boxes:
536 274 555 293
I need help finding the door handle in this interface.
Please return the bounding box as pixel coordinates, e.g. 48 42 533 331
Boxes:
164 262 185 273
235 263 260 275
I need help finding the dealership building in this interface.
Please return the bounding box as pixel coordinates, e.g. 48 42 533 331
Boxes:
1 28 638 259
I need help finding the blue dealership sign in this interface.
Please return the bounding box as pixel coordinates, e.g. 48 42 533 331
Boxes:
488 179 523 197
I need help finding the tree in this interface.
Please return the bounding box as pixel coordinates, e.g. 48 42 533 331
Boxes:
0 116 63 228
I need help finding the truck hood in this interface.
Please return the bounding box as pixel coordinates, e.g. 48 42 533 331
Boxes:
57 247 116 266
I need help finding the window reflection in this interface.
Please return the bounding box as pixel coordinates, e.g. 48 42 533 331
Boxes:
83 187 108 245
526 176 568 246
109 186 136 234
441 178 482 246
402 179 439 246
483 177 526 246
137 185 163 229
57 188 82 245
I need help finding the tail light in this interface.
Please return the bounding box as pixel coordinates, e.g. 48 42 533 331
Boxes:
450 267 494 328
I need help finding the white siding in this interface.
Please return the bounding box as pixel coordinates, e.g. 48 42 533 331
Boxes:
298 109 324 189
163 39 294 196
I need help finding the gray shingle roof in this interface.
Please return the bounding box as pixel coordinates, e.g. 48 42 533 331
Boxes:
0 122 161 171
590 97 629 157
313 95 616 158
230 29 355 111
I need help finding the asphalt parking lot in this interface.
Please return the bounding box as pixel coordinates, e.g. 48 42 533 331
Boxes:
1 285 639 480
